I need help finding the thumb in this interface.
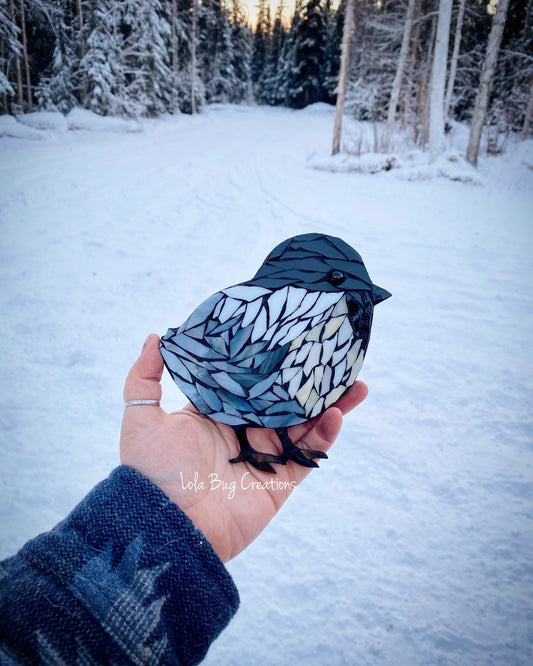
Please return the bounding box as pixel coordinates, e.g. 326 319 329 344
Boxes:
123 334 163 403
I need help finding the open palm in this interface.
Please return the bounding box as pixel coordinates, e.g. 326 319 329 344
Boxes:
120 334 367 562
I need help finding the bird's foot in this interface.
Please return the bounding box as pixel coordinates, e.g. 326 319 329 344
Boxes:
230 427 286 474
275 427 328 469
229 449 286 474
282 442 328 468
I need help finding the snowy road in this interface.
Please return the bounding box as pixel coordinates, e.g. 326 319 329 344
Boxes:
1 105 532 664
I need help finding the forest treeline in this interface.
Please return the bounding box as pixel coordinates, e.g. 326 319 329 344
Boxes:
1 0 532 140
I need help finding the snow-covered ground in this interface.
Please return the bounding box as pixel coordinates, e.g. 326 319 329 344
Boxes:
1 105 532 665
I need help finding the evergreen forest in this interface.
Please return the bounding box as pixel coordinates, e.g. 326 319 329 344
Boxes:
1 0 532 143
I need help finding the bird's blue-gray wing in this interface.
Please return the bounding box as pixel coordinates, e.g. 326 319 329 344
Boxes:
161 284 366 428
160 285 299 427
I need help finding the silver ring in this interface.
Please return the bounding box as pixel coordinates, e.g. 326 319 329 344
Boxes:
124 399 160 407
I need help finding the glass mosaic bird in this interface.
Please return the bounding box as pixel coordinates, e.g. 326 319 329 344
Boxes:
160 233 391 473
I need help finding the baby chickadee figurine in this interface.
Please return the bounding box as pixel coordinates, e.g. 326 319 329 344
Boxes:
160 233 390 473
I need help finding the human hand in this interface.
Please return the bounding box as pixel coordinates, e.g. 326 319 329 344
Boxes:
120 334 368 562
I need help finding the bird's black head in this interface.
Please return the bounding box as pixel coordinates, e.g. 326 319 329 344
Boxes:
248 233 391 306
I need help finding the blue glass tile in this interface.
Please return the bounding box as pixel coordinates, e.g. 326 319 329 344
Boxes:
196 383 223 411
160 349 192 382
180 382 210 414
265 399 301 415
228 372 264 388
251 307 267 342
210 412 246 427
206 335 228 356
220 402 242 417
249 398 273 411
243 412 262 425
266 287 288 326
183 292 222 329
229 326 252 356
233 341 269 363
257 343 289 376
261 413 305 428
212 371 247 397
272 384 290 400
242 298 263 327
218 297 241 323
181 359 219 388
251 351 270 368
216 389 253 412
260 390 280 401
185 323 206 339
249 374 278 399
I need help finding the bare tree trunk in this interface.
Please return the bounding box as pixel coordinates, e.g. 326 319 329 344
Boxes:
9 0 23 112
466 0 511 167
383 0 417 152
428 0 452 163
521 76 533 140
402 0 422 129
172 0 178 73
444 0 466 122
415 13 437 147
332 0 354 155
191 0 197 114
19 0 32 112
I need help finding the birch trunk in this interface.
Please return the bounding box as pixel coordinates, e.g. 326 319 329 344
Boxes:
521 76 533 140
415 14 436 146
383 0 416 152
332 0 354 156
402 0 422 129
428 0 452 163
466 0 511 167
444 0 466 122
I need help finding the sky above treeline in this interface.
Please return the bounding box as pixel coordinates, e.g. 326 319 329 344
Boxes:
243 0 296 26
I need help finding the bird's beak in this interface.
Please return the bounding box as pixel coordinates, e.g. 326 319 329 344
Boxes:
371 284 392 305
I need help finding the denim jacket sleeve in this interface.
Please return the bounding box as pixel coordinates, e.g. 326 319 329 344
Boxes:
0 465 239 665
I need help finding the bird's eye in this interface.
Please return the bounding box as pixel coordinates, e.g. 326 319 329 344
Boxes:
328 270 345 286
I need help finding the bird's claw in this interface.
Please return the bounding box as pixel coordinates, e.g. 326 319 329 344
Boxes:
282 444 328 468
229 450 286 474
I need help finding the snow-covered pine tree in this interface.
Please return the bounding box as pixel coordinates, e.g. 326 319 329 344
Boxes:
79 0 128 116
40 0 80 113
8 0 23 110
274 0 302 105
286 0 327 108
321 0 343 104
1 0 18 112
262 1 286 105
251 0 271 101
229 0 252 103
124 0 174 117
200 0 235 103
